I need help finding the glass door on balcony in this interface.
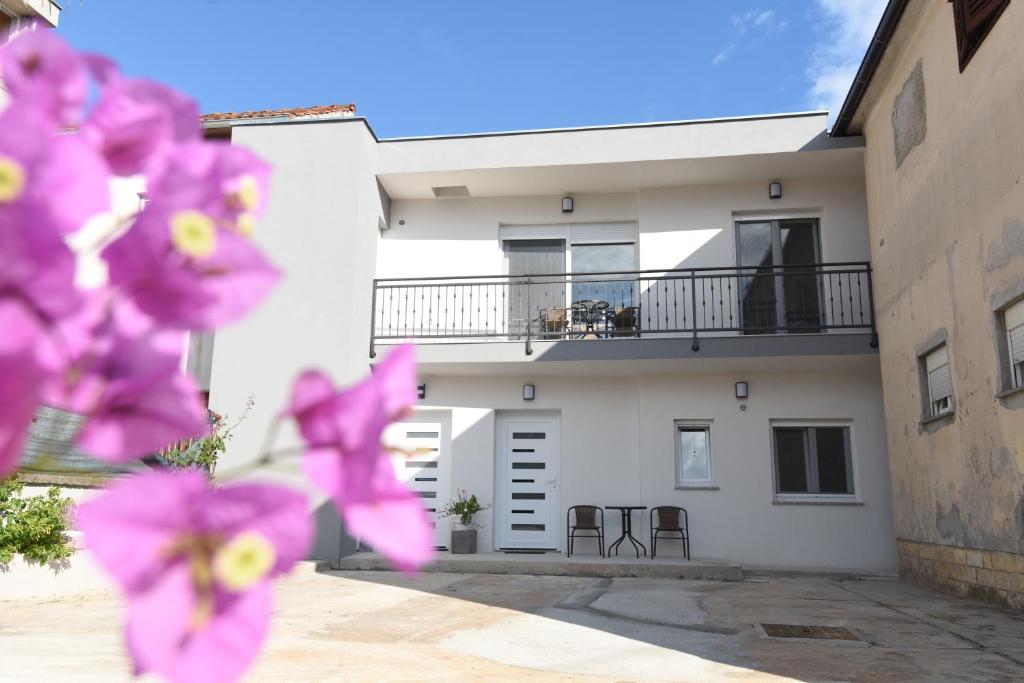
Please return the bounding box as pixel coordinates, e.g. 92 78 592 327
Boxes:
736 219 822 334
506 239 566 339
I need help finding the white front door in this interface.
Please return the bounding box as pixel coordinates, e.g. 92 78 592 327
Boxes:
386 417 451 549
496 414 560 550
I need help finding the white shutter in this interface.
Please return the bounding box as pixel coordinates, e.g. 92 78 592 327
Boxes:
1006 300 1024 364
570 222 637 244
500 224 568 242
925 345 953 408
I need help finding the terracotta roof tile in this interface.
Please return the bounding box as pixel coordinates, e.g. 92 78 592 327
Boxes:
200 104 356 124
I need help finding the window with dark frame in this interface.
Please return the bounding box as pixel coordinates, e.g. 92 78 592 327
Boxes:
773 426 853 496
952 0 1010 71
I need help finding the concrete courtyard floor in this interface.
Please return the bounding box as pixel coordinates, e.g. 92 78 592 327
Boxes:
3 565 1024 681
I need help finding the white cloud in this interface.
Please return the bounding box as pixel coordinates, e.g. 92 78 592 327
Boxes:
714 8 788 66
806 0 888 123
731 10 789 34
712 43 736 66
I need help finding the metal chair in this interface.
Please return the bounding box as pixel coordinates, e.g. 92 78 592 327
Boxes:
567 505 604 557
650 506 689 560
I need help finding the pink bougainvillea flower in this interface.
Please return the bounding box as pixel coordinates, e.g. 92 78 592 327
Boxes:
102 141 278 329
0 26 89 127
76 469 312 683
53 301 209 463
83 75 201 176
0 103 110 233
0 300 55 476
284 345 434 573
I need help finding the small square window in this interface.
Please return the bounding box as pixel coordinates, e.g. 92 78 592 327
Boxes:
772 425 854 499
1003 299 1024 391
675 423 712 488
922 344 954 418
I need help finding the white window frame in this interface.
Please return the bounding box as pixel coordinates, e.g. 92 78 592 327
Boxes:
674 420 714 489
923 344 954 418
1002 298 1024 391
769 420 858 504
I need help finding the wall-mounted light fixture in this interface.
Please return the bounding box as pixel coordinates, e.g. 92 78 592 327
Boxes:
735 381 749 399
561 196 574 214
523 384 536 401
417 383 427 400
768 182 783 200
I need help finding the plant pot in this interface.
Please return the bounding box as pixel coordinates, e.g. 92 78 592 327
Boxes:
450 528 477 554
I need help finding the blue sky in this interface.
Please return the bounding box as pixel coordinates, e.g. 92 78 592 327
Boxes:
59 0 886 138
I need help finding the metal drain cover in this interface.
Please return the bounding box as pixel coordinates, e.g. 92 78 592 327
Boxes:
761 624 860 641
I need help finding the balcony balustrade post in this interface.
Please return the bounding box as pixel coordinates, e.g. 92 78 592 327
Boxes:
690 269 700 351
525 276 533 356
369 280 379 358
866 265 879 348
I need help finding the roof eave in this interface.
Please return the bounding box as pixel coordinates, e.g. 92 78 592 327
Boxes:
831 0 911 137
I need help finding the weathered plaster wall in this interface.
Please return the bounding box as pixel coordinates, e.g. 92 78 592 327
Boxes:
859 1 1024 605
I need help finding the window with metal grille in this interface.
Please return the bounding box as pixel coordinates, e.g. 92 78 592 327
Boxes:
952 0 1010 71
1003 299 1024 390
924 344 954 417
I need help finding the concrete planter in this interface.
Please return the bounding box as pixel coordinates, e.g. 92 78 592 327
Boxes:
451 526 478 554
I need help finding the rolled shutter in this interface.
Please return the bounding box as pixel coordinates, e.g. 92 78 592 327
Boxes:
1006 300 1024 363
925 345 953 403
570 222 637 244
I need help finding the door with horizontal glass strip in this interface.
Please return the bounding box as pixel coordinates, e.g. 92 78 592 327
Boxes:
385 418 451 550
496 414 560 550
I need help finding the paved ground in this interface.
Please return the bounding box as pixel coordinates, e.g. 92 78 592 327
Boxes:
3 566 1024 682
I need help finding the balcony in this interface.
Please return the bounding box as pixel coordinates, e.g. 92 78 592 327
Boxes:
370 262 877 361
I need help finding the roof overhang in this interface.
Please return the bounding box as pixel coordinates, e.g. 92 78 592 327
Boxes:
374 112 864 199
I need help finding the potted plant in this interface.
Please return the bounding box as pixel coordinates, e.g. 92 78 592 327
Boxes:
438 490 490 554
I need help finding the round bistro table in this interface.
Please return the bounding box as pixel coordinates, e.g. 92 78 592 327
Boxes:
605 505 648 558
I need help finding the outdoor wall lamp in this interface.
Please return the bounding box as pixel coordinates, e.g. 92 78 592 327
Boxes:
561 196 574 213
735 381 749 399
768 182 783 200
523 384 536 401
417 383 426 400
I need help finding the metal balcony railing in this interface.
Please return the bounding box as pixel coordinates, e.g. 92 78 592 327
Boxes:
369 262 877 357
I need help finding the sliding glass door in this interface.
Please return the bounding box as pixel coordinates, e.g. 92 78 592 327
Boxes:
506 239 565 339
736 219 822 334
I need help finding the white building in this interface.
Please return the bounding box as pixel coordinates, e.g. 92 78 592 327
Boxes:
204 108 897 574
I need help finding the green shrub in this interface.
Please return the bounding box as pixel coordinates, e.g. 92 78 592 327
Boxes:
0 477 74 566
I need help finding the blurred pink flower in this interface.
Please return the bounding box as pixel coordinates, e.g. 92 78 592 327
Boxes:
103 141 278 329
55 302 209 463
284 345 434 573
0 203 80 474
0 300 55 476
76 469 312 683
83 75 201 176
0 27 89 127
0 103 110 234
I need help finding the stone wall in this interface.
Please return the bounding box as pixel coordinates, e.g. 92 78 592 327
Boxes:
898 539 1024 609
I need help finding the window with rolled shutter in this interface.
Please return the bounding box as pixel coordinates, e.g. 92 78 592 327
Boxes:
1005 299 1024 389
925 345 954 417
952 0 1010 71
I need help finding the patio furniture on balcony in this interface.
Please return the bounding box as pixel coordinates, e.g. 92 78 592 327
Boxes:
650 505 689 560
567 505 605 557
369 262 877 357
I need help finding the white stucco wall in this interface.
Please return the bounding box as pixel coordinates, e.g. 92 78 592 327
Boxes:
418 366 897 573
377 177 869 280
